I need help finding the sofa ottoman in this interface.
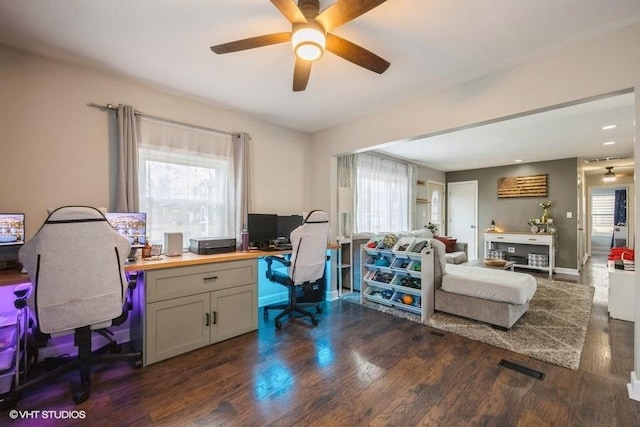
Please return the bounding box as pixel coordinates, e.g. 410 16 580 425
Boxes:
430 239 537 329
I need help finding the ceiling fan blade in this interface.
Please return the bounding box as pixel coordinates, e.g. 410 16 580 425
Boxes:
211 32 291 54
293 58 312 91
270 0 307 23
316 0 387 32
325 33 390 74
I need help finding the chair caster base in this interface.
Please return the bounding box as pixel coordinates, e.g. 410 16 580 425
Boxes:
73 389 90 404
0 393 20 410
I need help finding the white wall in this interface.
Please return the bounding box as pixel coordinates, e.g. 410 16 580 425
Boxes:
0 45 312 238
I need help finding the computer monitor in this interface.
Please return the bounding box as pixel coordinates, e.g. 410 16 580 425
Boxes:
277 215 303 241
247 213 278 248
0 213 25 246
105 212 147 248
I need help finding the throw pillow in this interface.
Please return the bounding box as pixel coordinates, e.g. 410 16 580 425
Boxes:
434 236 457 253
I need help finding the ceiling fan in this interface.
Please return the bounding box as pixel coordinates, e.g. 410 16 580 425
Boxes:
210 0 391 91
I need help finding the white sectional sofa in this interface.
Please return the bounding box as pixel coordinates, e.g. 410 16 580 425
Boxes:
430 239 537 329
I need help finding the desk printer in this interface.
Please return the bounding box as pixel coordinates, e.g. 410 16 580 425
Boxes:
189 237 236 255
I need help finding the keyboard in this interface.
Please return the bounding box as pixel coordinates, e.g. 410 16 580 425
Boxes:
259 245 291 252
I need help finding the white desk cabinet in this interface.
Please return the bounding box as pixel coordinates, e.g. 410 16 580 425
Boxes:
608 266 635 322
140 259 258 365
484 232 555 278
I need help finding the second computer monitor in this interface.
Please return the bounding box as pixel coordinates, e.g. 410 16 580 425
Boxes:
277 215 303 241
0 213 25 246
105 212 147 248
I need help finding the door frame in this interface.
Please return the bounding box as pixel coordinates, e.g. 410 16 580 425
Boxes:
447 180 479 260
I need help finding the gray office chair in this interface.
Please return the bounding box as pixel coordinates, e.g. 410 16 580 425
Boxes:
7 206 142 405
263 210 331 329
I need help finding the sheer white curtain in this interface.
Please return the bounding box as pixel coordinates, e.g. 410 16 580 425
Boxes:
137 117 236 247
355 153 411 233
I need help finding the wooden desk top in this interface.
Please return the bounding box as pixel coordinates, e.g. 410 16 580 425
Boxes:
0 267 31 287
0 246 339 282
124 249 287 272
125 245 339 273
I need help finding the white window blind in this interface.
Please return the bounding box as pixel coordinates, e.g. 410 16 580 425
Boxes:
591 188 614 235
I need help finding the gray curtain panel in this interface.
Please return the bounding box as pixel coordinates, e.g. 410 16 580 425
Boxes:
234 132 250 245
115 104 139 212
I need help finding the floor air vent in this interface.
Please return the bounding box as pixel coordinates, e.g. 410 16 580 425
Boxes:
430 331 444 337
499 359 545 380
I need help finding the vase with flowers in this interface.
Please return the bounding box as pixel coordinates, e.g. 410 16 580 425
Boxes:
540 201 552 224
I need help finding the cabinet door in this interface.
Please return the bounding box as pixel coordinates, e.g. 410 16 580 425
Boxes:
146 293 211 365
210 284 257 344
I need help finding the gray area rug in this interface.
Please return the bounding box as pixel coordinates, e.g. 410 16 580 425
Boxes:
342 278 594 370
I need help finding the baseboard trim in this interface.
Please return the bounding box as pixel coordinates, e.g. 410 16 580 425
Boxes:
327 289 340 301
259 291 289 308
628 371 640 401
555 267 580 276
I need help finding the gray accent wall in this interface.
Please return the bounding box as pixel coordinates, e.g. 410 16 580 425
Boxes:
446 158 578 270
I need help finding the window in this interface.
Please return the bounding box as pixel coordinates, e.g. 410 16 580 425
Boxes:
138 117 236 248
355 154 410 233
430 189 441 231
591 188 614 235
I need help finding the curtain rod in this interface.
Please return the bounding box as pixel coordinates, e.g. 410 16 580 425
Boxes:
87 103 239 137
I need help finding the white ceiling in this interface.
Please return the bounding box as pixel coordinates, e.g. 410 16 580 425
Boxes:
0 0 638 171
374 92 636 173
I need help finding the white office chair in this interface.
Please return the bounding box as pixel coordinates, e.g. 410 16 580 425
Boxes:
11 206 142 404
263 210 331 328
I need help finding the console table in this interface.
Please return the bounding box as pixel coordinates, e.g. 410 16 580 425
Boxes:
484 232 555 278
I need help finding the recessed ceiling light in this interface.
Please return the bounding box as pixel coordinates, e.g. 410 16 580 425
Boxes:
603 141 617 146
514 159 523 163
602 124 618 130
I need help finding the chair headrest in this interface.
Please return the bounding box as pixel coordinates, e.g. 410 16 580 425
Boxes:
303 210 329 224
46 206 107 222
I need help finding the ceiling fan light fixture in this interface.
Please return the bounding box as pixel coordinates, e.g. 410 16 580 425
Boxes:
603 166 616 182
292 25 326 61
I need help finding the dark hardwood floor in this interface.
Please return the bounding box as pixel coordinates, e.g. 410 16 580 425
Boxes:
2 254 640 426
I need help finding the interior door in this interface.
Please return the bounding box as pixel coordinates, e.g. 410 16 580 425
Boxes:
447 181 478 260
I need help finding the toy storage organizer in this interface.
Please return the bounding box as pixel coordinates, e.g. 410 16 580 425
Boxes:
360 234 435 322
